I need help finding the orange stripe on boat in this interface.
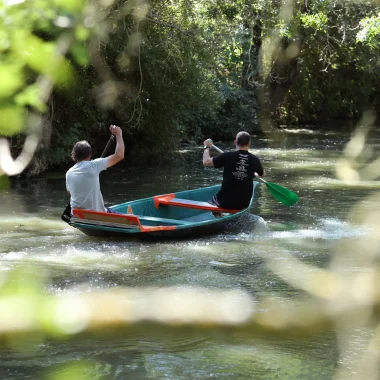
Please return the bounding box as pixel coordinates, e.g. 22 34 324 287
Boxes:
72 209 141 227
72 208 177 233
140 225 177 232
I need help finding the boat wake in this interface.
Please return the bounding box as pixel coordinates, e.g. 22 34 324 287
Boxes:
270 218 368 241
225 213 268 234
203 216 367 246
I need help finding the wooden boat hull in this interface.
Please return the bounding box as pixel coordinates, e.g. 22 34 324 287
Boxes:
69 183 259 239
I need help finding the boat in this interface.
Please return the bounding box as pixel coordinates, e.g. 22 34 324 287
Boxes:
68 183 260 239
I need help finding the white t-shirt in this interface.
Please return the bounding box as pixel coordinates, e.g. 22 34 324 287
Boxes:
66 158 108 212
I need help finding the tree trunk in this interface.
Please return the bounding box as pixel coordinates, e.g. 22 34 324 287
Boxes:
241 13 262 92
269 39 303 116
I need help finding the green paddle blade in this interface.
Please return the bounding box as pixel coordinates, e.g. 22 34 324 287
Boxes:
265 181 299 206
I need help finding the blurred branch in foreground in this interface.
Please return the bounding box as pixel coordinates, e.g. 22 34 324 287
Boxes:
0 287 254 337
1 254 380 341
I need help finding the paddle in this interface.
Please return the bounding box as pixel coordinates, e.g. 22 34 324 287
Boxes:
208 142 299 207
204 139 224 154
61 134 115 224
253 173 299 206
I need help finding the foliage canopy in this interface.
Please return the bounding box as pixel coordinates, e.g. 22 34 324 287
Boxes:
0 0 379 175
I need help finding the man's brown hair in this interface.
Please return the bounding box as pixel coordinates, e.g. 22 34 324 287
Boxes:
236 131 250 147
71 141 92 162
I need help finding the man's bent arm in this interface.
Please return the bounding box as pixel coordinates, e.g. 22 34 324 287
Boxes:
203 148 214 167
107 125 125 168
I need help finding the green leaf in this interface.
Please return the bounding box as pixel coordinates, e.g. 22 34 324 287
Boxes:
15 84 47 112
71 43 90 65
46 361 95 380
0 105 25 135
52 0 85 13
75 26 90 41
12 33 73 85
0 64 24 98
0 265 44 297
0 29 9 52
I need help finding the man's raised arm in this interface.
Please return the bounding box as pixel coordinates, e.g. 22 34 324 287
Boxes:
202 138 214 167
107 125 125 168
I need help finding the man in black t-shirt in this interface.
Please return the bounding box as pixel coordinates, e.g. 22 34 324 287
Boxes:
203 131 264 211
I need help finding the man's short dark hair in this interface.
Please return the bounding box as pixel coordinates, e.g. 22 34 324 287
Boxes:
71 141 92 162
236 131 250 147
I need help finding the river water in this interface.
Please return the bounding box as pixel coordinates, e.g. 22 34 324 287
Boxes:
0 128 380 379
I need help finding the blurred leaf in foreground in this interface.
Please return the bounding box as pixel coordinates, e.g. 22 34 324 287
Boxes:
0 105 25 135
46 361 99 380
0 64 24 98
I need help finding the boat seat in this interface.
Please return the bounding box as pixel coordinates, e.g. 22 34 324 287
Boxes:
72 209 141 227
153 194 240 213
71 209 191 227
136 215 192 225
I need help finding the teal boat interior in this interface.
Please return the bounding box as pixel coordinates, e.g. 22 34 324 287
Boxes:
112 184 255 225
70 183 259 235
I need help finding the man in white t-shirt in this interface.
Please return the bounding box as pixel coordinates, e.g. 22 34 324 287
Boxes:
66 125 124 213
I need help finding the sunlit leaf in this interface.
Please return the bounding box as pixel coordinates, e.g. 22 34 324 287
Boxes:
15 84 47 112
0 105 25 135
46 361 95 380
11 33 73 85
3 0 26 5
0 64 24 98
0 30 9 52
356 13 380 49
71 43 90 65
0 265 44 296
75 26 90 41
52 0 85 13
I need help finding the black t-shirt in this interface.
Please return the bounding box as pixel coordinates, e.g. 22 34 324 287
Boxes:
212 150 264 209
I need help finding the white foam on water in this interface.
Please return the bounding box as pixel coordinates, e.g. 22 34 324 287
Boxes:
205 216 369 246
305 177 380 189
0 240 139 274
0 216 70 231
0 251 27 260
280 128 317 134
209 260 239 267
271 218 368 241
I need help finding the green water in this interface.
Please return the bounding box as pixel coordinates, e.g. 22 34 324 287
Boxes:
0 128 379 379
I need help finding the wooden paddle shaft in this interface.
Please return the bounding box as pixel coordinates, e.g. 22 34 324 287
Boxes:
204 139 224 154
254 172 266 183
211 144 224 154
101 135 115 157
